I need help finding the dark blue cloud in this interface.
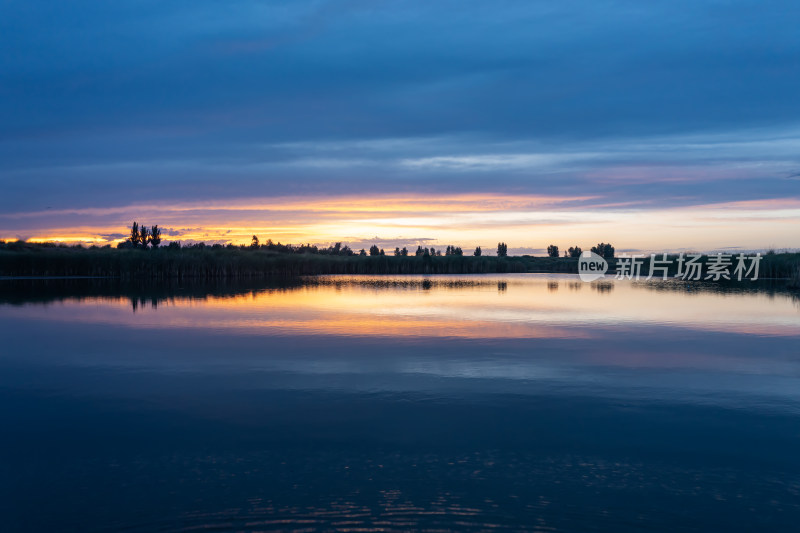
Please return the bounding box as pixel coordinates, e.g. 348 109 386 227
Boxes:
1 0 799 213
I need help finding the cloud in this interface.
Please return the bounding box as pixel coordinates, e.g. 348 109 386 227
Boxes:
2 193 798 254
339 237 438 250
399 152 602 171
0 0 798 249
98 233 126 241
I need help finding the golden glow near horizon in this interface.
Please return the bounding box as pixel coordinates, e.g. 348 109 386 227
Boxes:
2 193 800 252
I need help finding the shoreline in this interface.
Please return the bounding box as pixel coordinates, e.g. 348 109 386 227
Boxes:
1 245 798 286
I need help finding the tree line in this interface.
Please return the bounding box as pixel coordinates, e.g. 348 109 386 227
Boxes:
117 222 617 259
5 236 799 282
120 223 525 257
545 243 615 259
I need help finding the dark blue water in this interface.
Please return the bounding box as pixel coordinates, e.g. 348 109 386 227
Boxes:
1 276 799 532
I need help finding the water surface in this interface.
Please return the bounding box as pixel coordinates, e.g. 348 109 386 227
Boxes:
1 275 799 532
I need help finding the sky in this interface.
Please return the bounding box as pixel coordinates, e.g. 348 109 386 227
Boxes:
1 0 799 253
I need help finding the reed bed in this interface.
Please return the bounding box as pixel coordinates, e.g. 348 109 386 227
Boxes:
1 242 797 283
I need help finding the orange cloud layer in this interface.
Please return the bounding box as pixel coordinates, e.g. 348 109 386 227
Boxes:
3 193 799 252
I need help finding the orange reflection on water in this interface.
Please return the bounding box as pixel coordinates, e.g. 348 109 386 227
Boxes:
2 275 798 339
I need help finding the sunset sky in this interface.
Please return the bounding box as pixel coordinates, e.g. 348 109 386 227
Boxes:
1 1 799 253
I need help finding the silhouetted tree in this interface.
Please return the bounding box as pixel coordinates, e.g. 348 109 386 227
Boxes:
380 248 385 256
415 246 424 257
497 242 508 256
251 235 259 249
401 247 408 256
369 244 380 256
547 244 559 258
394 247 401 256
149 225 161 248
129 221 139 246
591 242 615 259
474 246 482 256
359 248 366 256
138 226 149 248
567 246 582 258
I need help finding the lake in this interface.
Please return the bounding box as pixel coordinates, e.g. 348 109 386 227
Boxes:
1 274 799 532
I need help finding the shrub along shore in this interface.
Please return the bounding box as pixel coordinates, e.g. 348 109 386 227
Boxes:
1 240 798 284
